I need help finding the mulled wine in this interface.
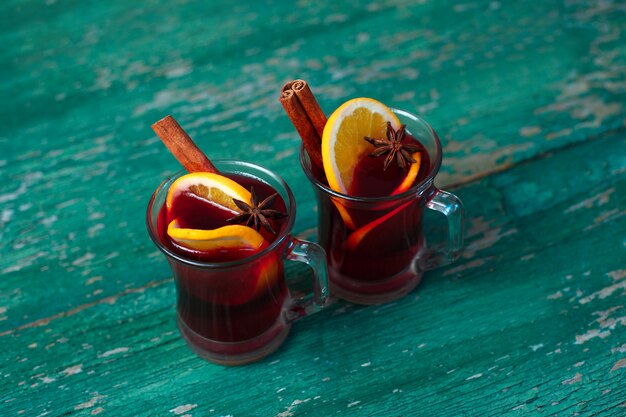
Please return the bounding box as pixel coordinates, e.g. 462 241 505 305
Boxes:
156 174 290 347
296 100 464 304
147 158 329 365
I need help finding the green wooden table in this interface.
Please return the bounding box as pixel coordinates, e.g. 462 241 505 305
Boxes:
2 0 625 415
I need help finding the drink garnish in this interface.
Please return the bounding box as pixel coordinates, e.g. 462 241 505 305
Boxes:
227 187 287 234
344 201 413 251
364 122 421 171
166 172 252 213
164 172 266 250
321 97 401 195
152 116 281 249
152 115 219 174
391 152 422 195
167 220 265 251
280 80 327 174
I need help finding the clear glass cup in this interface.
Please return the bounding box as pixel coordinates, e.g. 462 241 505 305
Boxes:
147 161 329 365
300 109 464 305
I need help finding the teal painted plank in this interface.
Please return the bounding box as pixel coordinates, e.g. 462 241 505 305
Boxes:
1 128 624 416
1 0 625 333
1 0 626 415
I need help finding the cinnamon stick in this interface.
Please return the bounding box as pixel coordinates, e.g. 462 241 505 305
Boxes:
280 80 326 173
151 115 219 173
291 80 327 138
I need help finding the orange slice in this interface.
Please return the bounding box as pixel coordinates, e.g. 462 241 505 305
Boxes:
391 152 421 195
344 201 412 252
321 98 401 194
332 199 356 230
166 172 251 212
167 219 264 251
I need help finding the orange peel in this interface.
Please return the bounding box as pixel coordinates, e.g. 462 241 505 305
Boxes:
167 219 265 251
391 152 421 195
344 201 412 252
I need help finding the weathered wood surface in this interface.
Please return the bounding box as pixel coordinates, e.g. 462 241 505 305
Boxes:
1 0 625 415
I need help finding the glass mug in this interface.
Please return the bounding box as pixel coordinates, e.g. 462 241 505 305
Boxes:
147 161 329 365
300 109 464 305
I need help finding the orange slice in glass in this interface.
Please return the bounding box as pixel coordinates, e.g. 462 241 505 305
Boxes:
167 219 265 251
344 201 412 252
391 152 421 195
321 98 401 194
166 172 252 212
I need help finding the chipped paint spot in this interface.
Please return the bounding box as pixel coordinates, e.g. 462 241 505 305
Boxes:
361 362 371 367
170 404 197 415
2 251 48 274
75 394 103 410
439 140 534 186
275 398 311 417
347 401 361 407
274 148 296 161
89 212 105 220
611 343 626 354
519 126 541 137
1 208 14 224
611 359 626 372
564 188 615 213
575 328 611 344
73 253 95 267
529 344 544 351
562 373 582 385
40 215 58 227
463 217 518 258
608 270 626 281
86 276 103 286
63 364 83 376
579 280 626 304
443 258 487 276
584 208 626 231
0 172 43 204
536 94 622 129
87 223 105 238
546 128 573 140
295 227 317 241
466 373 482 380
547 291 563 300
133 90 178 116
98 347 129 358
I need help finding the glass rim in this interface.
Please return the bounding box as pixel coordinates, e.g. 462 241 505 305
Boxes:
146 160 296 269
299 108 443 203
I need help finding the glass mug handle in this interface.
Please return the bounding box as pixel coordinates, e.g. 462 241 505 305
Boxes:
284 237 330 322
421 187 465 270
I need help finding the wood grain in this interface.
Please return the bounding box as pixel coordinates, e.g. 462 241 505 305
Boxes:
1 0 625 415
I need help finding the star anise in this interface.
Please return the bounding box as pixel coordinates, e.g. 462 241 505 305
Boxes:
227 187 287 234
364 122 421 170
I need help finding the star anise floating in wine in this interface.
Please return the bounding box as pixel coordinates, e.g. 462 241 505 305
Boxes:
227 187 287 234
364 122 421 170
